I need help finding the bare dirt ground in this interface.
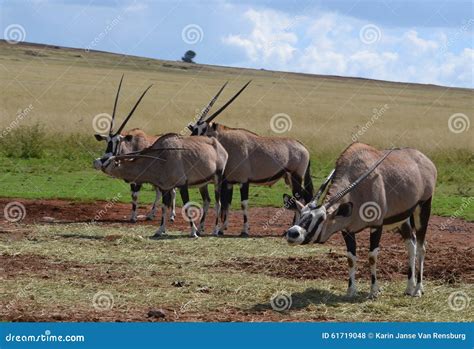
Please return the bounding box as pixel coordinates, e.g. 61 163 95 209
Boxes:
0 198 472 322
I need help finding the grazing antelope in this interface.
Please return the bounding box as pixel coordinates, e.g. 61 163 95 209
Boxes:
100 133 228 237
188 81 314 236
93 76 176 222
283 143 436 298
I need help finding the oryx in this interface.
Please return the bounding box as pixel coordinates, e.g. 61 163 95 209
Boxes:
283 143 437 298
188 81 314 237
99 133 228 237
93 76 176 222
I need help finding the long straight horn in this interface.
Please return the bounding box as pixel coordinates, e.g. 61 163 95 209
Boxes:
205 80 251 123
110 74 124 134
197 81 228 122
114 84 153 136
324 149 395 209
313 169 335 204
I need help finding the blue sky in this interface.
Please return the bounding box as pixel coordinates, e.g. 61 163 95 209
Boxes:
1 0 472 87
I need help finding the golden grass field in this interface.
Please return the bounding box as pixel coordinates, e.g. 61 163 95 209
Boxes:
1 40 472 155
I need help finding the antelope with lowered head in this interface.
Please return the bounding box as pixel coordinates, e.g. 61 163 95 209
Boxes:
99 133 228 237
93 76 176 223
283 143 437 298
188 81 314 237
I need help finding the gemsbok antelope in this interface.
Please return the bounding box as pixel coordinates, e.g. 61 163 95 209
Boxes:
99 133 228 238
283 143 437 298
188 81 314 237
93 76 176 223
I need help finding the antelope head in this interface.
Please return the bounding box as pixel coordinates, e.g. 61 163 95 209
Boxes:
93 75 152 171
284 150 393 245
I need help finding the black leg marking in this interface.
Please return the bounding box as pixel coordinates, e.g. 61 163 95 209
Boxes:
240 182 249 237
342 231 357 296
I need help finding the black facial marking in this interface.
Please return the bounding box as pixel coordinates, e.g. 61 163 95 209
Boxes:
302 215 324 244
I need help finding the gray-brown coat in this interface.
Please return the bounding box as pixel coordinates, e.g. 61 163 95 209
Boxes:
284 143 437 298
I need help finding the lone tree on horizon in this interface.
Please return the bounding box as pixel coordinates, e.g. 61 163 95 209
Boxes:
181 50 196 63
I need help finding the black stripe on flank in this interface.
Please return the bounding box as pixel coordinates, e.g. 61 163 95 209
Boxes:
249 169 286 184
382 203 420 225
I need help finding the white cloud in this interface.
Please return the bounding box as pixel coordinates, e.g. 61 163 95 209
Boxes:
404 30 438 52
222 9 297 67
223 8 473 87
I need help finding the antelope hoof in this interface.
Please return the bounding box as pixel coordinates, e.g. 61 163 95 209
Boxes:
346 288 358 298
151 230 166 239
190 232 200 238
145 214 154 221
240 232 249 238
170 214 176 223
404 284 417 296
368 289 381 299
129 217 138 223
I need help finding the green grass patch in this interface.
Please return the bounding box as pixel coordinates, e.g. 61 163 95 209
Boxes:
0 129 472 219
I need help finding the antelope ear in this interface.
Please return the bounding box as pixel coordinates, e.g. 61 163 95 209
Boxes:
335 202 353 217
283 194 304 213
95 134 106 141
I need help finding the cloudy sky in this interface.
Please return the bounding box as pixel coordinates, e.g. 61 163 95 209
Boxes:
1 0 473 87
